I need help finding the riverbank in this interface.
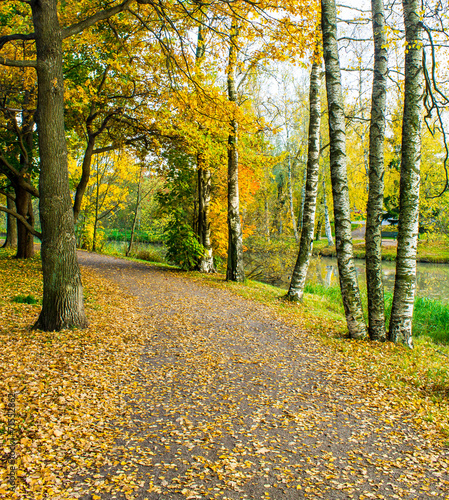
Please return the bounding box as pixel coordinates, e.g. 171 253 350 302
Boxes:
314 238 449 263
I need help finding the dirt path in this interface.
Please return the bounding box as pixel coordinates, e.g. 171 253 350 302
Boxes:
75 251 448 499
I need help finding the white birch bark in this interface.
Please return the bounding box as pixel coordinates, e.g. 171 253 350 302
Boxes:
321 0 367 339
226 18 244 282
195 22 215 273
389 0 423 347
323 179 334 246
287 57 322 301
366 0 388 341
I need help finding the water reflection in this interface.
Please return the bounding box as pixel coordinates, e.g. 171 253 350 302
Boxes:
247 254 449 303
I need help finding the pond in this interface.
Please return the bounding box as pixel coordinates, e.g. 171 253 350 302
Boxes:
244 253 449 303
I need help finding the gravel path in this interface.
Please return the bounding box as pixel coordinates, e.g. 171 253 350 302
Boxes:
75 251 448 499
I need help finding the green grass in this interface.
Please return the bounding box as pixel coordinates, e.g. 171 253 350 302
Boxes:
305 282 449 346
12 294 40 305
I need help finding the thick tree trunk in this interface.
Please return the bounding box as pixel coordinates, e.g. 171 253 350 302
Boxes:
32 0 88 331
321 0 367 339
226 19 244 282
287 59 322 301
323 180 334 246
366 0 388 342
197 157 216 273
2 196 18 248
389 0 423 347
14 184 34 259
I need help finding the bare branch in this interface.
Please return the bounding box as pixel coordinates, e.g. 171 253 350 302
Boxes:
0 205 42 239
0 189 15 201
0 33 35 51
0 56 37 68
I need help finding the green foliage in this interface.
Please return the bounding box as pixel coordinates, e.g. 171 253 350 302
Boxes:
103 228 163 244
157 147 203 270
163 210 204 270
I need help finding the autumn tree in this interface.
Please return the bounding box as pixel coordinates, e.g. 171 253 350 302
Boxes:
321 0 367 339
287 46 322 301
0 0 142 330
389 0 423 347
365 0 388 342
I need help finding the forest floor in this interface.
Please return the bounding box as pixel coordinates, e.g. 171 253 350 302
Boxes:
1 250 449 499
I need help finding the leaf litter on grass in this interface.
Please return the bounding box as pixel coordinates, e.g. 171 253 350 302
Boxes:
1 250 449 499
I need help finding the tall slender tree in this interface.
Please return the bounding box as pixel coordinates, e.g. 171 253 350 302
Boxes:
366 0 388 342
389 0 423 347
287 51 322 301
226 17 245 282
321 0 367 339
195 21 216 273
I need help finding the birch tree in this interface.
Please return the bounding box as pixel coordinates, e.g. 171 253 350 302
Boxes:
321 0 367 339
287 54 322 301
366 0 388 342
226 18 245 282
389 0 423 347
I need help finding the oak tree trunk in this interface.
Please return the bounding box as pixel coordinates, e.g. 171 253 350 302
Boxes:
321 0 367 339
366 0 388 341
31 0 88 331
226 19 244 282
287 58 322 301
389 0 423 347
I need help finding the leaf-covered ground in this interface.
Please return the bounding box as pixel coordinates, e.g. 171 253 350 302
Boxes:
1 250 449 499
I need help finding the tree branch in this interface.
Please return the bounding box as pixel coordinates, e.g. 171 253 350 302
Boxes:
0 189 15 201
0 56 37 68
0 205 42 239
62 0 134 39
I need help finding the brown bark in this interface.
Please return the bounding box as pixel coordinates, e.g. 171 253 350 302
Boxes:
31 0 88 331
14 184 34 259
2 196 18 248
